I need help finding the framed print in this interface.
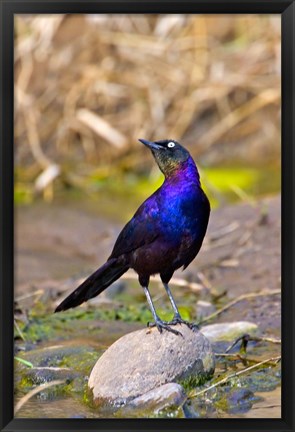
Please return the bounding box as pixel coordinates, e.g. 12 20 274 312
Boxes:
0 1 294 431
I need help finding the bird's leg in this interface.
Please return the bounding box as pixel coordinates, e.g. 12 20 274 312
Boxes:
163 283 198 331
142 286 182 336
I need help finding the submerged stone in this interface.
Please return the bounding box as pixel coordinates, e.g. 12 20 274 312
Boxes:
18 343 99 373
88 324 214 407
23 366 79 386
16 343 100 397
215 387 258 414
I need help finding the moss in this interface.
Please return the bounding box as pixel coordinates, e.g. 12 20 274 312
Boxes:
14 342 100 405
214 395 230 412
180 370 214 392
17 301 191 344
83 386 97 409
58 350 98 374
19 374 35 390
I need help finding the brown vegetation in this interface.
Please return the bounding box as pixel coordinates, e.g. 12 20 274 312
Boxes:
14 14 281 194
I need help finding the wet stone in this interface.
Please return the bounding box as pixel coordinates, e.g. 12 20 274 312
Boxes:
88 324 215 407
23 367 80 386
201 321 258 343
16 343 100 397
226 388 256 413
242 367 281 392
216 387 259 414
19 344 98 371
122 383 186 416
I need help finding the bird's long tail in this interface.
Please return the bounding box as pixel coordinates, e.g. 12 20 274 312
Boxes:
54 258 129 312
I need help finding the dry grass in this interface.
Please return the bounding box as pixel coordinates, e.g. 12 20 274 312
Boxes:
14 14 281 194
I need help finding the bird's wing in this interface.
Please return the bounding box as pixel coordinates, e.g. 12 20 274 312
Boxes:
109 198 160 259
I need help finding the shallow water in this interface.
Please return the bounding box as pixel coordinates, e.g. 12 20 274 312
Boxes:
14 307 281 419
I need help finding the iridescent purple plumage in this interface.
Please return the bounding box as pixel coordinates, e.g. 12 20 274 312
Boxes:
55 139 210 335
111 154 209 278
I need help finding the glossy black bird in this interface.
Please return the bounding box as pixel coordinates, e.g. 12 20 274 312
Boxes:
55 139 210 335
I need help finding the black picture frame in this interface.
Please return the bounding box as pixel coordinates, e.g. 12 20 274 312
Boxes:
0 1 294 431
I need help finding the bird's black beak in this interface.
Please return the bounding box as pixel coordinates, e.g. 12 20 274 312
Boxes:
138 139 165 151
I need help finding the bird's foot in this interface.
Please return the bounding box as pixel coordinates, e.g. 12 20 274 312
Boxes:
168 314 199 332
147 319 182 336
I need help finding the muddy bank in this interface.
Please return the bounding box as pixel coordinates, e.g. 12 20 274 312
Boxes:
16 195 280 290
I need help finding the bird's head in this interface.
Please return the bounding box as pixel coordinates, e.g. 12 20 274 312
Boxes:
139 138 191 177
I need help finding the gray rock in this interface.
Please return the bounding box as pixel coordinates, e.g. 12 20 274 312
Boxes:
24 366 79 385
201 321 258 342
124 383 186 415
21 344 97 367
88 324 214 407
225 388 256 414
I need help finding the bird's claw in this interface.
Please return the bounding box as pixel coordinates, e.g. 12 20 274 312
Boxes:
147 320 182 336
167 315 199 332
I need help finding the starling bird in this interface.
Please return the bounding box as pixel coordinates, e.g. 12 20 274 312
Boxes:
55 139 210 335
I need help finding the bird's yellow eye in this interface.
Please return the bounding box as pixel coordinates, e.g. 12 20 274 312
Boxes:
168 142 175 148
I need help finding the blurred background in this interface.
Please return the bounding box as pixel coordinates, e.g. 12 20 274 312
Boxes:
14 14 281 212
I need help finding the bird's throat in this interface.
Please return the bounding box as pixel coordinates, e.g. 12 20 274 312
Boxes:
164 157 200 186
